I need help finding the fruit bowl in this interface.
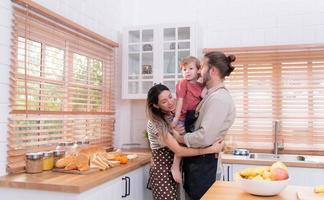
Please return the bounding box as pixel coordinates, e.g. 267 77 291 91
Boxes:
235 161 290 196
236 175 290 196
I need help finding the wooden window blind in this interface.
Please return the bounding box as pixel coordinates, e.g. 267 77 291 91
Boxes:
8 0 118 173
204 44 324 152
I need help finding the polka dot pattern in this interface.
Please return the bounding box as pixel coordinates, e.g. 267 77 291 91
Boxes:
148 147 179 200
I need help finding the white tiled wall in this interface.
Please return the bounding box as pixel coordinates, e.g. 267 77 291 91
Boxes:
121 0 324 148
122 0 324 47
0 0 12 176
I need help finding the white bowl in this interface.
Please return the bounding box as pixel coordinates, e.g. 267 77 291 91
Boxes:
237 177 290 196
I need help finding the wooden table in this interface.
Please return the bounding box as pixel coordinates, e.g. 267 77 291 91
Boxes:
201 181 316 200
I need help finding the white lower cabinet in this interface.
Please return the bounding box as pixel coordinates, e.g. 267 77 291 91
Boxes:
78 164 152 200
222 164 233 182
222 163 323 186
0 164 152 200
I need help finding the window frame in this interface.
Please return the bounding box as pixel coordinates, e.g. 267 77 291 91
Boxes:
8 0 118 174
204 44 324 154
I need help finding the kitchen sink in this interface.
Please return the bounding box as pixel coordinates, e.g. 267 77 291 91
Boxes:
248 153 306 162
304 156 324 163
230 152 324 163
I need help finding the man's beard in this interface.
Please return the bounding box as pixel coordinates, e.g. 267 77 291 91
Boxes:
202 72 211 86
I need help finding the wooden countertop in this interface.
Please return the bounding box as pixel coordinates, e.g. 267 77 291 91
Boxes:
0 151 151 193
221 153 324 168
201 181 316 200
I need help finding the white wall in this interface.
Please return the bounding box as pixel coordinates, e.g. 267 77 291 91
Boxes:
122 0 324 47
0 0 13 176
120 0 324 148
0 0 123 176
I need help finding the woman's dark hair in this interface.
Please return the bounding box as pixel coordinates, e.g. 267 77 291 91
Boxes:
204 51 236 78
146 84 171 137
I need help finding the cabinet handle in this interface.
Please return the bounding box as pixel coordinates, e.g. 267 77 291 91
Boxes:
227 166 230 181
125 176 131 196
122 177 127 198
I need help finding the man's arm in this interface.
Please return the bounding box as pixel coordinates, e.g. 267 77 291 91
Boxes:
184 97 230 148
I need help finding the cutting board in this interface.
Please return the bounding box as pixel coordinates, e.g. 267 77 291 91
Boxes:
52 168 100 175
297 191 324 200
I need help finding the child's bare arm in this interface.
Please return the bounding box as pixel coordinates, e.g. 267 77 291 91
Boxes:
171 154 182 183
172 98 184 127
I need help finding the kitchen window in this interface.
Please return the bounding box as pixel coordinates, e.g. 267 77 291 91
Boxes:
205 45 324 152
8 1 118 173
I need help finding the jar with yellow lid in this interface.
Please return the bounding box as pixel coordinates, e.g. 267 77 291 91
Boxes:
42 151 54 171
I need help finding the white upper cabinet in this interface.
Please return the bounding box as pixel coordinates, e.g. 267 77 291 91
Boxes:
122 24 197 99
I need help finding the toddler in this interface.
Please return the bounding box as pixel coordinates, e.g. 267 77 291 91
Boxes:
171 56 206 183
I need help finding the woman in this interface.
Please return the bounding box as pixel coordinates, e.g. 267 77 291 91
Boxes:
146 84 224 200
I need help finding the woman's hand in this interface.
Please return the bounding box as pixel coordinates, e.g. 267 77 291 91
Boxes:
174 124 185 135
207 139 225 154
171 128 184 144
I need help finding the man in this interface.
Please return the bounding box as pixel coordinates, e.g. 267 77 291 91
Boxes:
174 51 236 200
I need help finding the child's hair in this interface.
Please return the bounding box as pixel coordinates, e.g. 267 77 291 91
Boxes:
180 56 200 70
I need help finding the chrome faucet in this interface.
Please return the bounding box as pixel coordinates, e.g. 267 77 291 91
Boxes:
273 120 284 157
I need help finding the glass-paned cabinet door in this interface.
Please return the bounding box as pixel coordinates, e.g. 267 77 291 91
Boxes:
162 26 191 93
123 24 196 99
126 29 154 97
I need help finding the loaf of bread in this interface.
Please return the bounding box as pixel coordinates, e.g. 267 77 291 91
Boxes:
76 153 90 171
55 154 89 171
64 156 78 170
55 155 75 168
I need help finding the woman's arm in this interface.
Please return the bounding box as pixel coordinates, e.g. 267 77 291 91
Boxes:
163 130 224 157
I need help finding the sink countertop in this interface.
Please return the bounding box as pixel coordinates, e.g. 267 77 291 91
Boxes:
221 153 324 168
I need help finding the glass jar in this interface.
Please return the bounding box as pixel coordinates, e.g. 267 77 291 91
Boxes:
56 142 66 151
77 140 90 151
53 150 65 166
42 151 54 171
26 152 43 174
65 142 77 156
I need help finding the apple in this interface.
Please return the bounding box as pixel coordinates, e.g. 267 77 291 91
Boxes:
270 161 288 173
271 168 289 181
